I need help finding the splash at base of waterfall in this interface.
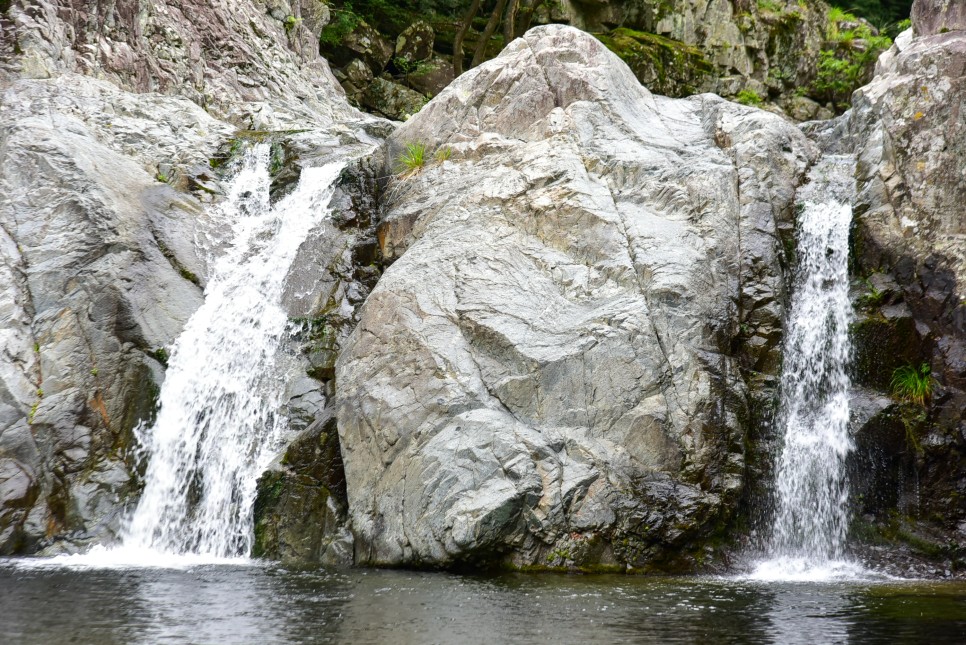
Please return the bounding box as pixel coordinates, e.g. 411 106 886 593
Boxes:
750 157 867 582
747 557 889 583
9 545 256 570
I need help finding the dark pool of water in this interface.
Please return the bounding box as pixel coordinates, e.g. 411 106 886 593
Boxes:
1 562 964 644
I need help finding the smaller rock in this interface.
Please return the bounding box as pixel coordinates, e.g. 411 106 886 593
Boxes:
912 0 966 36
320 18 393 74
344 58 373 87
785 95 831 122
361 77 427 121
395 21 435 65
265 0 293 22
404 56 455 98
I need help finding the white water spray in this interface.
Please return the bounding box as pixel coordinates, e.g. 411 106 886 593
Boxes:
752 157 864 581
115 145 342 561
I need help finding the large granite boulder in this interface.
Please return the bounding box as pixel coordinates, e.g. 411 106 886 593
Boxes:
336 25 815 569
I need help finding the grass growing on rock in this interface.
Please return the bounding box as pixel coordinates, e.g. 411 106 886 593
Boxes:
396 141 427 177
891 363 934 406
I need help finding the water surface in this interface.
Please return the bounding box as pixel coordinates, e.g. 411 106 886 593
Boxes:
2 562 964 644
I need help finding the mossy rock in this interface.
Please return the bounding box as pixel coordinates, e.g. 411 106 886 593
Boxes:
595 28 713 97
252 414 348 563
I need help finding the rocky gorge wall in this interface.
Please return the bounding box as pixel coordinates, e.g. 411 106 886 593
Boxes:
0 0 962 575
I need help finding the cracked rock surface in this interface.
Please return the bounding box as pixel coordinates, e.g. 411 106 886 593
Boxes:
336 25 815 569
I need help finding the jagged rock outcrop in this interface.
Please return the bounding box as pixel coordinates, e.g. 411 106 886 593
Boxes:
0 0 382 553
336 25 816 569
828 0 965 568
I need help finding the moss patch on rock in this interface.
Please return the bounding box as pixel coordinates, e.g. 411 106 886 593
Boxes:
595 28 713 97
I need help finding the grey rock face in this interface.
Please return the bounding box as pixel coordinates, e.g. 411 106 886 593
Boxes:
0 86 207 552
336 25 814 569
1 0 356 130
842 2 966 537
912 0 966 36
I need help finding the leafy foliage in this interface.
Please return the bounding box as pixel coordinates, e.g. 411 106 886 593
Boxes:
891 363 934 406
826 0 913 33
319 4 362 46
811 10 893 109
736 89 764 106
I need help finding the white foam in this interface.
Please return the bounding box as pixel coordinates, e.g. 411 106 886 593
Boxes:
2 545 257 570
745 557 892 583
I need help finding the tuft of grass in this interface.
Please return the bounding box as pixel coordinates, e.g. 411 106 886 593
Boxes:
156 172 169 183
891 363 934 406
434 147 452 163
396 142 427 177
736 89 764 106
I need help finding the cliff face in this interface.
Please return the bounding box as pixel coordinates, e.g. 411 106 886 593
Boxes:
836 0 966 569
334 25 813 569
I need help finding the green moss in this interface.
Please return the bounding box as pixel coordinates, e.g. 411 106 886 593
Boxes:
147 347 169 367
595 28 713 97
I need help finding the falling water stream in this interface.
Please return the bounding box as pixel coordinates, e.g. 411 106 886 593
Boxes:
79 145 342 565
751 156 865 581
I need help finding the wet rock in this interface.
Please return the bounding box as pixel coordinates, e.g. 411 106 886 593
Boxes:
252 413 350 565
0 0 386 553
840 0 966 546
336 25 814 569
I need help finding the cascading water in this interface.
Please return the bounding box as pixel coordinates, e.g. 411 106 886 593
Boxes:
752 156 863 581
112 144 343 561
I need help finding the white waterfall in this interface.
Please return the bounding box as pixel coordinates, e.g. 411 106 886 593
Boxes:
113 145 343 561
752 158 864 581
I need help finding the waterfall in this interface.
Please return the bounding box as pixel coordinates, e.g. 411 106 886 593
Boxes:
116 145 342 560
752 157 862 581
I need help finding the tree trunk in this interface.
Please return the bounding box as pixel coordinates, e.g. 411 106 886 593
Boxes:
453 0 482 77
471 0 510 69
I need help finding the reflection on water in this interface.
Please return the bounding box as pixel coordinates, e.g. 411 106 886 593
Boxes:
1 563 964 644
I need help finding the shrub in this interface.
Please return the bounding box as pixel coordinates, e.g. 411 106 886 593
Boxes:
320 4 361 47
736 89 764 106
891 363 934 406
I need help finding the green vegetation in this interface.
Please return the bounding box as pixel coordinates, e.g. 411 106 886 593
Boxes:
811 9 893 109
156 171 169 183
827 0 913 34
736 89 764 106
434 146 452 162
595 28 713 97
283 15 302 34
396 141 427 176
856 277 886 309
320 3 362 47
757 0 785 13
148 347 170 367
891 362 934 406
